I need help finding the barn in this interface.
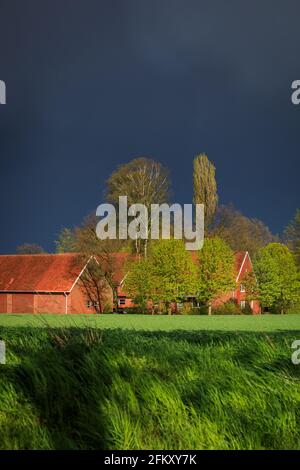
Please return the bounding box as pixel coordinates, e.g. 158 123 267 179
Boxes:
0 253 113 314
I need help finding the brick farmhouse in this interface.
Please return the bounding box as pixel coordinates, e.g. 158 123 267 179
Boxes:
0 251 260 314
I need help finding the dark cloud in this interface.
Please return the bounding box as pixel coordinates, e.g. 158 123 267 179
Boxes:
0 0 299 252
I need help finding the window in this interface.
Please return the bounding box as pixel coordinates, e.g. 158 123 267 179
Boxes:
87 300 100 308
119 298 126 305
240 284 245 293
240 300 246 309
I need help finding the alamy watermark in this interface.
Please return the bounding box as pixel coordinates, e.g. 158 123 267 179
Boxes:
0 80 6 104
0 340 5 364
291 340 300 365
291 80 300 105
95 196 204 250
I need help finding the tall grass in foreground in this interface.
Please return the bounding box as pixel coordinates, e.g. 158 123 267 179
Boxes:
0 327 300 449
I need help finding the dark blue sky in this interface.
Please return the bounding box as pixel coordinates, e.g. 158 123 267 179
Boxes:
0 0 299 253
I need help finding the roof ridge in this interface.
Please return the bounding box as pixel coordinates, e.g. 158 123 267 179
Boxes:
0 252 82 257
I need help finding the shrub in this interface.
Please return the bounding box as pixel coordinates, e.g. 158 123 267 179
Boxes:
212 300 242 315
242 303 254 315
286 303 300 314
103 303 112 314
124 306 150 315
177 302 193 315
191 305 208 315
267 303 300 315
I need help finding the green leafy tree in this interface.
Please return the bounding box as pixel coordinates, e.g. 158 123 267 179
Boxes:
124 239 198 314
196 237 235 315
149 239 198 313
254 243 300 314
242 271 260 304
284 209 300 268
123 257 154 311
193 154 218 227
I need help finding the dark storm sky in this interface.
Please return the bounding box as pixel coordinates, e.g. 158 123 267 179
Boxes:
0 0 299 253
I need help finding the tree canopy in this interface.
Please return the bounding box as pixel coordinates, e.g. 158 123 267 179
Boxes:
211 204 276 257
106 157 171 207
105 157 171 255
55 228 77 253
125 239 198 313
254 243 300 314
196 237 235 315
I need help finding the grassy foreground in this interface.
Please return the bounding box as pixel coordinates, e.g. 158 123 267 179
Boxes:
0 314 300 449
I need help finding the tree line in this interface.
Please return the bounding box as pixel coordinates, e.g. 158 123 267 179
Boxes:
16 155 300 314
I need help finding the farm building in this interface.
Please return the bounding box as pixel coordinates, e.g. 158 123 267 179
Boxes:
0 253 113 314
116 251 261 314
206 250 261 314
0 250 260 314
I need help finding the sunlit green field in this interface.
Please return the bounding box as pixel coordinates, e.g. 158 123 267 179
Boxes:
0 313 300 331
0 314 300 450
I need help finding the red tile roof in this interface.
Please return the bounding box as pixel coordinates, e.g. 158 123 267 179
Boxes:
0 250 248 293
0 254 88 292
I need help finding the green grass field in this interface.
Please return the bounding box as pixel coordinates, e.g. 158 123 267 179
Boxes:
1 313 300 331
0 314 300 450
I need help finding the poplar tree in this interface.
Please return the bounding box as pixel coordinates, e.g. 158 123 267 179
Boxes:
193 154 218 227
